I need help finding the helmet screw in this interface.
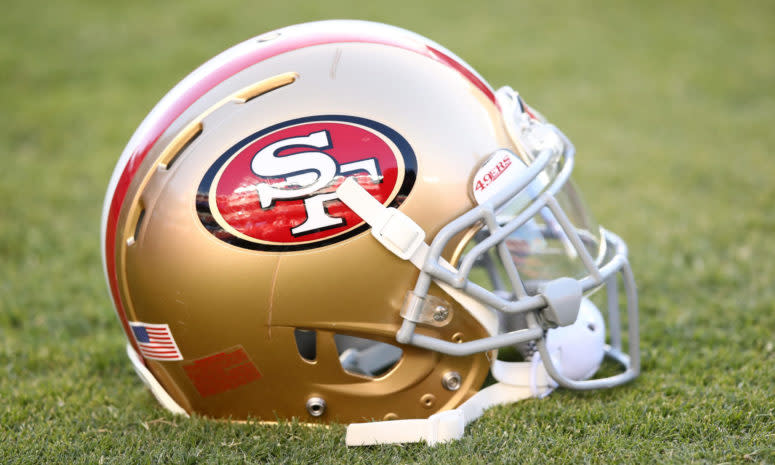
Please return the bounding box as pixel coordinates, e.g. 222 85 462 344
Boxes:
442 371 462 391
432 305 449 322
306 397 326 417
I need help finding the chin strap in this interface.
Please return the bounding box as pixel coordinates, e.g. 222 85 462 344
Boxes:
337 177 429 268
345 358 556 446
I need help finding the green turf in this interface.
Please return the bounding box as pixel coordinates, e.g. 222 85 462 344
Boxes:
1 0 774 463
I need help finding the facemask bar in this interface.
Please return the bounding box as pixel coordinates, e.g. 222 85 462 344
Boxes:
393 89 639 390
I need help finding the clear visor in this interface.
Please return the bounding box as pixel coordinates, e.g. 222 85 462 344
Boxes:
455 178 605 296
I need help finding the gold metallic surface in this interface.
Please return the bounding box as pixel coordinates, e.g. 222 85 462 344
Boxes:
449 222 483 266
112 42 520 423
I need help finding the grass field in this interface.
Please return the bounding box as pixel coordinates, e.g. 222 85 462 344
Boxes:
1 0 774 463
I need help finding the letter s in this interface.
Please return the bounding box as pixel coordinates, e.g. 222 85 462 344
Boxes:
251 130 337 208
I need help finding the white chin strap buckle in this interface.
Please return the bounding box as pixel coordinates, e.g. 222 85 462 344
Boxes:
346 410 465 447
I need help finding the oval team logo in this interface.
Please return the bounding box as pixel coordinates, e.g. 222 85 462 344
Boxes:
197 115 417 251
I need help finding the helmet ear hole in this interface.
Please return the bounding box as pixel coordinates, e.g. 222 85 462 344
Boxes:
334 334 403 378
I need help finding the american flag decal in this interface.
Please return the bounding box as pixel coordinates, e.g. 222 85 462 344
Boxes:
129 322 183 361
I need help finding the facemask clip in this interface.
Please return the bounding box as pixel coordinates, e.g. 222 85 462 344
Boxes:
400 291 454 327
539 277 582 327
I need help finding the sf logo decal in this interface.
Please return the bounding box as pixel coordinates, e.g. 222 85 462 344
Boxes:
250 129 381 236
198 115 416 251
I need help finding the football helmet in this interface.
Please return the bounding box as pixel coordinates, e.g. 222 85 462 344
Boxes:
101 20 639 445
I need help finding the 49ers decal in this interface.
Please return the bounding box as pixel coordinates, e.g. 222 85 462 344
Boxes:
197 115 416 251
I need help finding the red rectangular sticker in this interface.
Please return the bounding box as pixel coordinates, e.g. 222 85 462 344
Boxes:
183 347 262 397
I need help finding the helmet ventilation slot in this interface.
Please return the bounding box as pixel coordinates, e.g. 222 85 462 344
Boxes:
236 71 298 103
159 122 202 170
294 329 317 362
156 72 297 173
126 206 146 247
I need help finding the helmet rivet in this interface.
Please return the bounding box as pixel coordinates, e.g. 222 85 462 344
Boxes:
432 305 449 322
442 371 462 391
420 393 436 409
306 397 326 417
